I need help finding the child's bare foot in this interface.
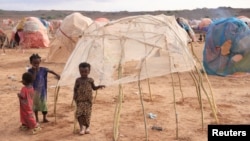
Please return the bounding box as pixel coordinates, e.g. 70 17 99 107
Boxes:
79 130 85 135
85 128 90 134
43 119 49 123
79 126 86 135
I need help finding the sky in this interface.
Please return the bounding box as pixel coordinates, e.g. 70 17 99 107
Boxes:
1 0 250 12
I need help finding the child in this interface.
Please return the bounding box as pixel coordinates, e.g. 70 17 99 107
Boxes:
28 54 60 123
18 72 41 134
199 34 203 42
73 62 105 135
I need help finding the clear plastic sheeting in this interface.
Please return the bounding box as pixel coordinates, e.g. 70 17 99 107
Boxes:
58 14 196 86
203 17 250 76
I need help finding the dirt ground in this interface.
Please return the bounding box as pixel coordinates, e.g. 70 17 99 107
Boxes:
0 38 250 141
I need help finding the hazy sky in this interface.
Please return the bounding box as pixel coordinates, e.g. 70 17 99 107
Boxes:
1 0 249 11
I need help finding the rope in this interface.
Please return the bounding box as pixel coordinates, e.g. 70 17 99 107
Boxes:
58 28 76 43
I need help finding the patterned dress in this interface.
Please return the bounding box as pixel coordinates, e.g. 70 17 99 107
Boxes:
28 67 48 112
74 77 94 128
19 85 37 128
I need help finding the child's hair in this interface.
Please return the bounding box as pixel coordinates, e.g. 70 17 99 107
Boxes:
79 62 91 70
29 54 41 63
22 72 33 84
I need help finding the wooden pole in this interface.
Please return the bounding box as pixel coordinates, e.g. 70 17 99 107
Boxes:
190 42 218 112
170 72 178 139
137 58 149 141
53 85 60 123
189 71 204 129
176 72 184 102
190 42 219 123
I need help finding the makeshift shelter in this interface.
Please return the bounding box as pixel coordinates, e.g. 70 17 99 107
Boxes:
58 14 196 86
45 12 93 63
203 17 250 76
198 18 213 32
189 19 201 30
54 14 218 140
11 17 50 48
49 19 63 34
95 17 110 23
176 17 196 42
2 19 14 27
237 16 250 28
0 29 9 50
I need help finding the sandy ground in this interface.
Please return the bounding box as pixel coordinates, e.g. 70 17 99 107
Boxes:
0 40 250 141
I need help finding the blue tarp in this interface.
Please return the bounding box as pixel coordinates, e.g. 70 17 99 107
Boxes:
203 17 250 76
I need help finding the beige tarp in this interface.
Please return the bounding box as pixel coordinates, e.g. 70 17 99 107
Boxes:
45 12 93 63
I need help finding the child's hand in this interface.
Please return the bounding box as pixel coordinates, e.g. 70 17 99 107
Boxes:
98 85 105 89
17 93 21 98
55 75 60 80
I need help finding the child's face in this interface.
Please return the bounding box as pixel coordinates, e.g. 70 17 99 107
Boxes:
79 67 90 78
31 58 41 69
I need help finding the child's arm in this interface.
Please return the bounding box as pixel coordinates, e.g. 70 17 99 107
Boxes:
73 79 80 100
91 82 105 91
48 69 60 80
29 67 37 80
17 93 22 99
17 89 26 99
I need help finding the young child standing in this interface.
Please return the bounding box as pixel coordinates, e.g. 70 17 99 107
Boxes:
74 62 105 135
18 72 41 134
28 54 60 123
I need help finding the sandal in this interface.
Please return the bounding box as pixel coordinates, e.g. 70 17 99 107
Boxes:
32 126 42 135
19 125 28 131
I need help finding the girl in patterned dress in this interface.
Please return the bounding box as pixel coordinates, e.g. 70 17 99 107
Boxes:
28 54 60 123
18 72 41 134
74 62 105 135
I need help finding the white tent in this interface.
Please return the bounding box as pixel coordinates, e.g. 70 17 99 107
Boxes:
46 12 93 63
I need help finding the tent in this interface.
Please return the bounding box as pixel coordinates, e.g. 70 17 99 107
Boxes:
176 17 196 42
58 14 196 86
11 17 50 48
198 18 213 32
95 17 110 23
2 19 15 27
189 19 201 29
237 15 250 28
55 15 218 140
45 12 93 63
0 28 8 49
48 19 63 34
92 17 110 28
203 17 250 76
